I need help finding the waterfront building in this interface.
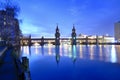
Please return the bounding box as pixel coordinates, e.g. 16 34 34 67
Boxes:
114 21 120 41
78 34 114 43
0 7 21 44
55 46 60 64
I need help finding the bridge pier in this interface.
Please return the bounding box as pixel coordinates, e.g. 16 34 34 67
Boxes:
96 35 99 45
86 36 88 45
28 35 31 46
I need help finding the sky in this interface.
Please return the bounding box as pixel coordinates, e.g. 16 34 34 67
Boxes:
2 0 120 37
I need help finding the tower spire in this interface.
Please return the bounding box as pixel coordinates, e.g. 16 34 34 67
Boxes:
73 24 75 27
72 24 76 32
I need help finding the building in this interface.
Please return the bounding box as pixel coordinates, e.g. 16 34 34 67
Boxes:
78 34 114 43
0 7 21 44
114 21 120 41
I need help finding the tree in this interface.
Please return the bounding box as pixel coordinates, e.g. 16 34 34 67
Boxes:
0 0 22 45
0 0 20 17
1 26 12 41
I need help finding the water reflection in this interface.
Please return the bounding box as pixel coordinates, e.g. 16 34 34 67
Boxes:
55 46 60 64
110 45 117 63
68 45 72 58
41 46 44 55
48 44 52 55
89 45 94 60
63 44 69 56
99 45 103 60
60 46 63 56
21 45 120 64
115 45 120 62
85 45 89 59
34 45 39 54
23 46 29 55
71 45 77 63
79 45 83 58
29 46 31 56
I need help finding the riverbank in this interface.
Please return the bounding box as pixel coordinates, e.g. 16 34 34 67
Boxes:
0 46 7 64
0 46 30 80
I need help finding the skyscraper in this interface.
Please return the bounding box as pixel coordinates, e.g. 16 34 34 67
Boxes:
114 21 120 41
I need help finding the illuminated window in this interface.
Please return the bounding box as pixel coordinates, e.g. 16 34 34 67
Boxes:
74 37 75 39
4 22 6 25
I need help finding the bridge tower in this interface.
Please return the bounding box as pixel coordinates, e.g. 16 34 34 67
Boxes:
55 25 60 45
71 24 77 45
86 36 88 45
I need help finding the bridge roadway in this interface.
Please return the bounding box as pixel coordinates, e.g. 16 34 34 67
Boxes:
21 37 97 40
21 37 100 45
21 37 120 46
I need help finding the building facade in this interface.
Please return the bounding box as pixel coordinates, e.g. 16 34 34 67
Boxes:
78 34 114 43
114 21 120 41
0 7 21 44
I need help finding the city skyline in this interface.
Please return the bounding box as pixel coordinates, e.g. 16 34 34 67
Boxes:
12 0 120 37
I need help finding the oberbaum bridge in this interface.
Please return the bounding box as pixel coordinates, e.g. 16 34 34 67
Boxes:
20 25 118 46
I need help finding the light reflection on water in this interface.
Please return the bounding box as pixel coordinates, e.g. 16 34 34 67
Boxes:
21 45 120 63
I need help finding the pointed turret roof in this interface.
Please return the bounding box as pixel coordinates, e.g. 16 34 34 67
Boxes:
56 23 59 30
72 24 75 31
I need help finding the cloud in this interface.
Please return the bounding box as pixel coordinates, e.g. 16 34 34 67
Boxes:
68 6 80 16
68 0 89 16
18 0 120 37
20 21 45 34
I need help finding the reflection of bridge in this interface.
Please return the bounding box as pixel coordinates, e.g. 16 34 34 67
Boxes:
20 36 116 46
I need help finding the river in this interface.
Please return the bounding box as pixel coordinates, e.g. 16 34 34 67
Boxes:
20 45 120 80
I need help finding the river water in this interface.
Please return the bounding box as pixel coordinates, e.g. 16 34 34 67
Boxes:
21 45 120 80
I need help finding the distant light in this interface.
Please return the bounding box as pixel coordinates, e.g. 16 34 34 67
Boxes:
105 34 109 36
34 42 40 46
74 37 75 39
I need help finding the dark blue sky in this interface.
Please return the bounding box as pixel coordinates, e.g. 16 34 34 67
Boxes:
18 0 120 37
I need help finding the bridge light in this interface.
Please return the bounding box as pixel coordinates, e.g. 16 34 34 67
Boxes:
34 42 40 46
73 37 75 39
